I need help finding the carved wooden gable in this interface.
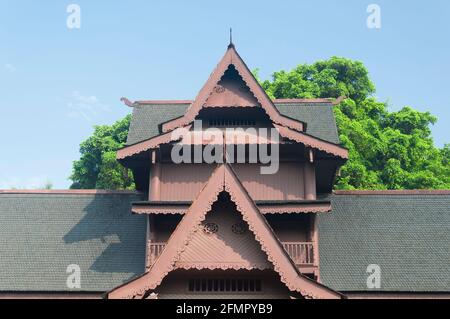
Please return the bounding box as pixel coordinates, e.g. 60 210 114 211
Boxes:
204 65 260 108
107 164 342 299
176 194 272 270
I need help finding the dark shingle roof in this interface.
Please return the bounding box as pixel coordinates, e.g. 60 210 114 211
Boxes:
318 193 450 292
0 192 146 292
276 103 340 144
126 103 188 145
1 192 448 293
126 102 340 145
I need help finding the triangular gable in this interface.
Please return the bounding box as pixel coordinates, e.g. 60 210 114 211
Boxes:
116 45 347 161
176 194 273 270
161 45 304 133
203 65 260 107
222 165 342 299
107 164 342 299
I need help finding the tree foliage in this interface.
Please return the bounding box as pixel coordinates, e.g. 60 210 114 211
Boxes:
69 115 135 190
70 57 449 190
259 57 449 189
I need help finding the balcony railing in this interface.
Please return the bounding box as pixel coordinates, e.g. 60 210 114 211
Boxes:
147 242 166 267
148 241 315 267
281 242 315 265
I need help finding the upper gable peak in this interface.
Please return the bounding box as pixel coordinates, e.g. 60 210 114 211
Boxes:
161 42 304 133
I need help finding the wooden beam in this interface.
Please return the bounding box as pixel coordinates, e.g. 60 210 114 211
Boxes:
149 150 162 201
310 214 321 282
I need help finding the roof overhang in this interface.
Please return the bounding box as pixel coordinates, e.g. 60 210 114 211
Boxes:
273 124 348 159
117 123 348 161
131 200 331 215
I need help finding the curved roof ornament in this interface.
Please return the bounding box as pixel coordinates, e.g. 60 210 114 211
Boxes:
120 97 134 107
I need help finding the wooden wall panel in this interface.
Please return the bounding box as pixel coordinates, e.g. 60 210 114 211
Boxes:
159 163 306 201
176 201 272 270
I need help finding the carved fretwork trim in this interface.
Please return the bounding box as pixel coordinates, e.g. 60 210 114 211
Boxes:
116 124 192 159
131 202 332 215
161 46 304 133
274 124 348 159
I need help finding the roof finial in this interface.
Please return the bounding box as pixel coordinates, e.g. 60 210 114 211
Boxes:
228 28 234 49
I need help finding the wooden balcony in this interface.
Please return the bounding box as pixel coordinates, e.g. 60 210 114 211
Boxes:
147 241 316 269
282 242 315 265
147 242 166 266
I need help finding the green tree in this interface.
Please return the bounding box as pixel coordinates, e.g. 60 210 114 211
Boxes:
260 57 450 190
259 57 375 102
69 115 135 190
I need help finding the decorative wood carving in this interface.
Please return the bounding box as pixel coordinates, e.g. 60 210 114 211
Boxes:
106 164 343 299
202 222 219 234
161 46 305 133
231 222 248 235
274 124 348 159
131 201 332 215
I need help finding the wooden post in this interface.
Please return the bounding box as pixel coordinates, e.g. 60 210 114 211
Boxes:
146 215 156 270
303 149 316 200
145 216 150 270
149 150 161 201
310 214 321 282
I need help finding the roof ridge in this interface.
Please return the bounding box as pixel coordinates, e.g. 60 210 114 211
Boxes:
134 100 193 105
274 98 333 104
333 190 450 195
130 98 341 106
0 189 140 195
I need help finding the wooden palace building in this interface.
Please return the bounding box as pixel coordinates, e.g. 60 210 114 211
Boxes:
0 43 449 299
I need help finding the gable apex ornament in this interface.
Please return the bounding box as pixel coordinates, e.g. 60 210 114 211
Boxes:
228 27 234 49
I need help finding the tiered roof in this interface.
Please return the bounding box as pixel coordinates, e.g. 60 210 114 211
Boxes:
117 45 348 161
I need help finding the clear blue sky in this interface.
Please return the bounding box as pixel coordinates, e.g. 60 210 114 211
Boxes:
0 0 449 189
